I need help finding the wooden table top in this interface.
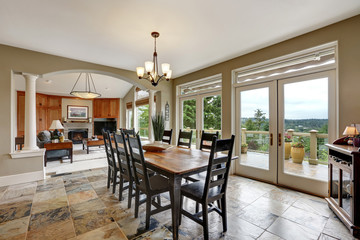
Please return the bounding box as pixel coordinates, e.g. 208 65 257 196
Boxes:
144 146 237 175
44 140 73 150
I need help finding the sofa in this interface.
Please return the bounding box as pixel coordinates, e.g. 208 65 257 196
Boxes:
37 130 70 160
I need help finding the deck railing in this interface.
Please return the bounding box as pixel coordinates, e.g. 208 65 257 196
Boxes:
241 128 328 165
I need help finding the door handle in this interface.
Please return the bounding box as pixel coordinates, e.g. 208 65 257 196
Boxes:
278 133 282 146
270 133 273 146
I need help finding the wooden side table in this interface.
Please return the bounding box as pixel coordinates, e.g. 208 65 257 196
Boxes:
44 140 73 167
82 138 104 154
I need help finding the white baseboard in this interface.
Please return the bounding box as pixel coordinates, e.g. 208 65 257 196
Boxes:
0 170 45 187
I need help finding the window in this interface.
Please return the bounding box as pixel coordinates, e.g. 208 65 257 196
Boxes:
137 105 149 138
126 109 133 129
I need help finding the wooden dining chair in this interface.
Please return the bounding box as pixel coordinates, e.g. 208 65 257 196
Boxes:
200 131 219 151
162 129 173 144
127 134 172 230
180 135 235 240
112 131 134 207
121 128 136 137
102 130 120 194
177 129 193 148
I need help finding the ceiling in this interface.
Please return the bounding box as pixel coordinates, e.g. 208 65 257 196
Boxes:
1 0 360 82
14 73 133 98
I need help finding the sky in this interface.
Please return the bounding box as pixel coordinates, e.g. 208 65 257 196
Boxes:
240 78 328 119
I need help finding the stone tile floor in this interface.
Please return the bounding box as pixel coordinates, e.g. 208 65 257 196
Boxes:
0 167 356 240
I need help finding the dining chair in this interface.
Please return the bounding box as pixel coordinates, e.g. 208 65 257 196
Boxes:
112 131 134 207
121 128 136 137
162 129 173 144
102 130 120 194
199 130 219 151
180 135 235 240
177 129 193 148
127 134 172 230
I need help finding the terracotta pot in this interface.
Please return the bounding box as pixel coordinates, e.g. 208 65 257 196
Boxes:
241 146 248 153
291 147 305 164
284 142 291 160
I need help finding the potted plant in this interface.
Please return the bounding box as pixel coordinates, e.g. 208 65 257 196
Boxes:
152 112 165 144
241 143 248 153
284 133 292 160
291 136 305 164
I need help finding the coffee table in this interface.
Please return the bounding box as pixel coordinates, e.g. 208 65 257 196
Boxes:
44 140 73 167
82 138 104 154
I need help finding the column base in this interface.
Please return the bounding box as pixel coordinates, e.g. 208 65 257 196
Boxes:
309 158 318 165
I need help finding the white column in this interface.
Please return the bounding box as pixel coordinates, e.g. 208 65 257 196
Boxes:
148 90 155 142
22 74 39 150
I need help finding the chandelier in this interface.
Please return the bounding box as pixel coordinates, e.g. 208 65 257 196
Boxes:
70 73 101 99
136 32 172 87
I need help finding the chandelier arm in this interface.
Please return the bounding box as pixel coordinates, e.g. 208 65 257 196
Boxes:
70 73 83 92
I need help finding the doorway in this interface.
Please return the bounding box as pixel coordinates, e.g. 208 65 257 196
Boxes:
235 70 336 196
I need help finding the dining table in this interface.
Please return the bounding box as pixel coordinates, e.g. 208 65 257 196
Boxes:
143 145 237 240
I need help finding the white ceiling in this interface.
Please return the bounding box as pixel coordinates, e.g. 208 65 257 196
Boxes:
1 0 360 80
14 73 133 98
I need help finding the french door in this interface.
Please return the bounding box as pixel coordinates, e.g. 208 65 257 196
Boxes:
179 91 221 148
235 70 336 196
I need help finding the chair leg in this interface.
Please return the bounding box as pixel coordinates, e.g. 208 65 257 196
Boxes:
112 170 117 194
196 202 199 213
127 180 133 208
179 196 184 225
221 196 227 232
202 203 209 240
145 195 152 230
119 176 124 201
135 189 140 218
107 167 111 189
156 195 161 205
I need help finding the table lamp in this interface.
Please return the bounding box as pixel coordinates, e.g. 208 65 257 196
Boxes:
343 126 359 145
49 120 64 137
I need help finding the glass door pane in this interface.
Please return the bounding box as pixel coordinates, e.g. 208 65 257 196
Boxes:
202 94 221 137
181 98 197 147
283 78 328 181
240 88 270 170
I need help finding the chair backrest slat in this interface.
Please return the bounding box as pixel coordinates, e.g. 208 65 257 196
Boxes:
102 130 116 168
162 129 173 144
177 129 193 148
200 131 219 150
121 128 136 137
127 134 151 192
113 132 132 177
203 135 235 200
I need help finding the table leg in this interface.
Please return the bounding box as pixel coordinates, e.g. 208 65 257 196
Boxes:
70 148 73 164
169 175 182 240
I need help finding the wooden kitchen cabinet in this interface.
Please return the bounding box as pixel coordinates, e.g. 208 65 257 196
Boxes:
93 98 119 118
36 94 47 107
36 107 47 132
47 96 62 108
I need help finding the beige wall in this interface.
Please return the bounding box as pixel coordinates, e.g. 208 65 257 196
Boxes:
0 44 172 179
62 98 93 120
172 15 360 140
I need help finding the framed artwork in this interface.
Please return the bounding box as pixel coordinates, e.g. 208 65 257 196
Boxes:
67 105 88 119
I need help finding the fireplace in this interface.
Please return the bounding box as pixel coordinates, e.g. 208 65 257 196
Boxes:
68 129 88 144
94 118 117 135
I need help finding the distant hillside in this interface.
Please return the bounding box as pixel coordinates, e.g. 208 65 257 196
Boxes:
241 118 328 133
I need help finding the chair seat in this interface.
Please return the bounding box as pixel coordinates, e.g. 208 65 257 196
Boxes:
181 181 222 202
139 174 170 194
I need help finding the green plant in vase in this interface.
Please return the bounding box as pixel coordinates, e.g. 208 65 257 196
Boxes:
241 143 248 153
152 112 165 143
291 136 305 164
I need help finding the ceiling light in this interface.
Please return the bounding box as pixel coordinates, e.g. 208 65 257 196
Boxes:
70 73 101 99
136 32 172 87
